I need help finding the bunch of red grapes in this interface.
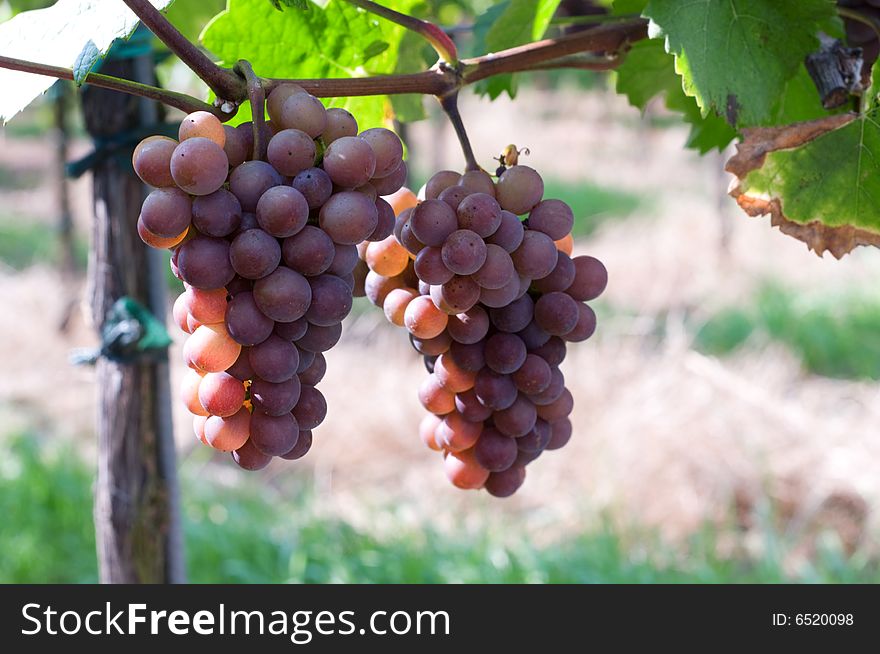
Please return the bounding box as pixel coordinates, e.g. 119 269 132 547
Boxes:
133 83 404 470
360 164 607 497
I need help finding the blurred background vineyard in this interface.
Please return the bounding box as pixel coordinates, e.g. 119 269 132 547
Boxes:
2 0 880 583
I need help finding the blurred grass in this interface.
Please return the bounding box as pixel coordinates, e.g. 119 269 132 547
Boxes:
0 215 88 271
1 429 876 584
695 284 880 380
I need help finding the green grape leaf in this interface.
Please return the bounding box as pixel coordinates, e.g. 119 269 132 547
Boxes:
0 0 174 123
471 0 562 99
643 0 836 128
201 0 420 130
163 0 227 44
727 63 880 258
616 39 736 153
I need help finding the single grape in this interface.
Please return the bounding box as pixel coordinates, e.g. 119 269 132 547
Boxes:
306 274 353 326
322 107 358 144
198 371 245 418
496 165 543 215
253 266 312 322
512 354 552 395
404 295 449 339
181 286 227 324
293 385 327 430
383 287 419 326
204 408 251 452
137 218 188 250
367 236 410 277
489 295 533 333
322 136 376 188
418 374 456 415
319 191 379 244
474 427 518 472
455 388 494 422
267 83 307 123
471 244 515 290
458 170 496 197
474 369 518 410
232 437 273 471
364 270 404 306
532 250 576 294
223 124 250 168
298 351 327 386
359 127 403 178
229 229 282 280
530 335 566 366
567 255 608 301
479 274 521 309
529 367 565 406
291 167 333 209
267 128 316 177
280 430 313 460
176 236 235 289
436 412 482 452
456 193 502 237
484 332 527 374
170 137 228 196
180 368 207 416
511 230 558 280
492 394 537 438
434 354 476 393
563 303 597 342
534 291 580 336
424 170 461 200
251 376 302 416
183 323 242 373
250 411 299 457
410 199 458 247
192 189 242 237
433 276 481 314
226 347 255 381
437 185 469 211
368 197 396 241
484 466 526 497
487 210 524 252
441 229 487 276
282 225 335 276
256 185 309 238
296 322 342 353
410 332 452 357
249 334 300 383
277 92 327 138
446 306 490 344
517 418 552 454
528 199 574 240
179 111 226 146
546 418 573 450
225 291 275 346
444 448 490 490
448 340 486 372
328 243 360 277
132 135 176 187
371 160 407 196
518 320 551 350
140 187 192 238
229 160 284 212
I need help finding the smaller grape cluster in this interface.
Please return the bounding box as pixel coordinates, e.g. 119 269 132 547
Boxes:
360 165 607 497
133 84 405 470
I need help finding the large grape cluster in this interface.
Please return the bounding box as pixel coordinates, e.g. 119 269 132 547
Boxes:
361 164 607 497
133 84 405 470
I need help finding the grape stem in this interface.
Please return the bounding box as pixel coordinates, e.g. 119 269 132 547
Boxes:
439 91 480 173
0 55 232 118
120 0 245 101
234 60 267 161
342 0 458 64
